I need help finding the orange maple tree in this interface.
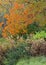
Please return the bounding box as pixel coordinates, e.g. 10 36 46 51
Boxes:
2 2 35 38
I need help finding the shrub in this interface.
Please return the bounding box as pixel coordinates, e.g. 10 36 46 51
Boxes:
3 42 29 65
0 38 14 65
27 39 46 56
27 22 40 34
32 31 46 40
16 56 46 65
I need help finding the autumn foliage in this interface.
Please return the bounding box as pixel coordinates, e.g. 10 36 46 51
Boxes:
0 0 46 38
1 2 35 38
0 22 3 27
